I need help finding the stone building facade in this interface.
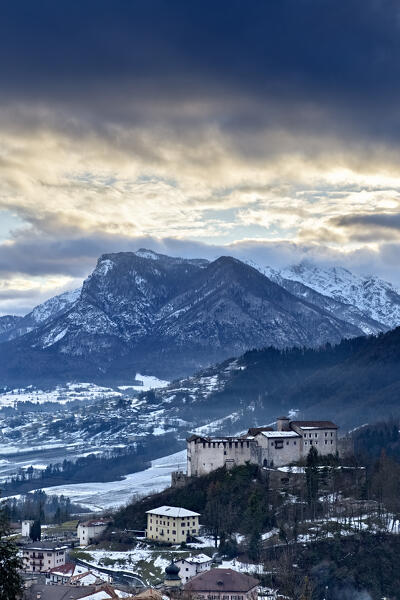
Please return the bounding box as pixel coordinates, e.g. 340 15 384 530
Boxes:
187 417 338 476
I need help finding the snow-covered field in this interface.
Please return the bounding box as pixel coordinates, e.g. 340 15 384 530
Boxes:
36 449 187 511
0 374 170 408
0 382 121 407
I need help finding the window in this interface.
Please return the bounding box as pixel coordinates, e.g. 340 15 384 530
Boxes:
294 441 296 445
325 441 327 445
305 441 308 445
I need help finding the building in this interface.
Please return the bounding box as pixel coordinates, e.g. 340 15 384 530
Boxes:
21 520 34 538
146 506 200 544
175 554 212 583
45 562 111 586
183 568 259 600
77 518 111 546
22 542 67 573
187 417 338 476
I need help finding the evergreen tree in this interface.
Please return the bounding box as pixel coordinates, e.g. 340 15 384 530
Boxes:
0 502 23 600
305 446 319 518
30 519 41 541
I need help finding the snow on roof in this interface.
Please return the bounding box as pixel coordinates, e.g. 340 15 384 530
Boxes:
146 505 200 518
180 553 212 565
260 431 300 438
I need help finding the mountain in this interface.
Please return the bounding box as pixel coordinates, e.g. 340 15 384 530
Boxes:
256 265 387 336
265 262 400 330
0 250 364 386
0 288 80 343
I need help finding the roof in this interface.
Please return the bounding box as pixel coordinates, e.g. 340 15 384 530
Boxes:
22 541 68 551
79 518 111 527
291 421 338 430
247 427 273 436
134 589 163 600
177 553 212 565
260 431 300 438
48 562 79 576
184 568 259 592
24 584 97 600
146 505 200 518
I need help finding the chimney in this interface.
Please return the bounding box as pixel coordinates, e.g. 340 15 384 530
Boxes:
277 416 290 431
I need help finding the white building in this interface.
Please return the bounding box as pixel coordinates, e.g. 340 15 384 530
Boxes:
22 542 67 573
187 417 338 476
21 519 34 538
175 553 212 583
146 505 200 544
77 518 111 546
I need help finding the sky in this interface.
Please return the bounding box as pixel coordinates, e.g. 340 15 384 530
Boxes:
2 0 400 314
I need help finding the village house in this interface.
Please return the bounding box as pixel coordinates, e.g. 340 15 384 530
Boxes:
22 541 67 573
187 416 338 476
183 568 259 600
77 517 111 546
146 506 200 544
45 562 111 586
175 554 212 583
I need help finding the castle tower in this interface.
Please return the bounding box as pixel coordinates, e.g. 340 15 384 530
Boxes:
277 416 290 431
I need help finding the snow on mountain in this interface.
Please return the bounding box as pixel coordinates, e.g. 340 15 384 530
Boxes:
0 288 80 343
276 263 400 330
30 288 81 324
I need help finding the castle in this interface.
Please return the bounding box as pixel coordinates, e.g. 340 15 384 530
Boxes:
187 417 338 476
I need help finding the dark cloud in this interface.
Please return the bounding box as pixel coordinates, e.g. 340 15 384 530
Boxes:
0 0 400 147
335 212 400 230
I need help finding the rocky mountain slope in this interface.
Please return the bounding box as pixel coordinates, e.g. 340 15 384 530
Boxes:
0 288 80 343
0 250 365 386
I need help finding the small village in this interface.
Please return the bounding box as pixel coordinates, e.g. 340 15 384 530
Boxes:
9 417 381 600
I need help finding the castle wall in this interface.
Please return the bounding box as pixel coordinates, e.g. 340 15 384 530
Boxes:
255 433 301 467
187 437 254 477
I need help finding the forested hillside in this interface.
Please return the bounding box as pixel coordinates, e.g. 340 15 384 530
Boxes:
141 326 400 429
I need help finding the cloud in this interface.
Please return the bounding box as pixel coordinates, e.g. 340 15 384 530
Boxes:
2 1 400 312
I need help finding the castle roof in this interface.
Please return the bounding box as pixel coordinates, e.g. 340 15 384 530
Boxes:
260 430 300 438
247 426 273 436
291 421 338 429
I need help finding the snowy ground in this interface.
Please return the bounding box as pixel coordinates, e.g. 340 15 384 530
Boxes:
0 374 169 408
35 449 187 511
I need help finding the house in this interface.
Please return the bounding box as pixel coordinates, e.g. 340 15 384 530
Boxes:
183 568 259 600
21 519 34 538
175 554 212 583
22 541 67 573
77 518 111 546
146 506 200 544
45 562 111 586
187 416 338 476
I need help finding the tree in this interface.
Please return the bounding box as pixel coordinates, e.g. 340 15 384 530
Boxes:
306 446 319 519
0 502 23 599
30 519 41 541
